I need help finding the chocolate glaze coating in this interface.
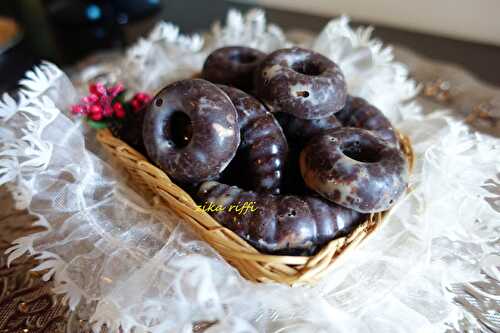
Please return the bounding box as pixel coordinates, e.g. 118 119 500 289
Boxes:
143 79 240 184
255 47 347 119
281 141 308 195
276 112 342 142
300 128 408 213
335 96 398 146
202 46 266 91
218 85 288 194
197 181 365 255
274 112 341 194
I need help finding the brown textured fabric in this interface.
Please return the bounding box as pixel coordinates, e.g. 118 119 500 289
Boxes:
0 189 70 333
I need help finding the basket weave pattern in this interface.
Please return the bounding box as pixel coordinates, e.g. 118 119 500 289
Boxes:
97 129 414 285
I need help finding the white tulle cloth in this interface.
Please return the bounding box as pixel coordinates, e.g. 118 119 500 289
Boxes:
1 10 499 333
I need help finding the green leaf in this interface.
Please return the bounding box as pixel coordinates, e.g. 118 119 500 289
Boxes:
113 90 128 104
86 119 108 129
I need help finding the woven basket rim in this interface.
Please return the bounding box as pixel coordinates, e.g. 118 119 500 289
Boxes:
97 128 414 284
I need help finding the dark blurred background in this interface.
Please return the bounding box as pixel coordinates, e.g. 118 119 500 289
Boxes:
1 0 499 94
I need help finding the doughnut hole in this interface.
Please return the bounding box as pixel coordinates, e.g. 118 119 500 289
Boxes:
291 60 323 76
296 91 310 98
163 111 193 148
340 140 381 163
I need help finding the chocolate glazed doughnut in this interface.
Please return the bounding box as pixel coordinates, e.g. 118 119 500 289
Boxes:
143 79 240 184
218 85 288 194
275 112 342 142
197 181 365 255
300 128 408 213
272 113 340 194
255 47 347 119
202 46 266 91
336 96 398 146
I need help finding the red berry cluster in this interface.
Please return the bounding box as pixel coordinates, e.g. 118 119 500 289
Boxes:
130 92 151 112
71 83 151 125
71 83 125 121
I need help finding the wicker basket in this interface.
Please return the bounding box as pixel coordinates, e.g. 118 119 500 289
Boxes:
97 128 414 285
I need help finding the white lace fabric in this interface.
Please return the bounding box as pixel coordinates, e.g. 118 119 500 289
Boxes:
0 9 499 333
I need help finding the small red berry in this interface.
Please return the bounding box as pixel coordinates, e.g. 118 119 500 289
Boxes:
131 99 140 111
103 105 113 117
90 112 103 121
109 84 124 97
136 92 151 102
89 104 102 114
89 83 98 94
115 109 126 118
71 105 83 114
113 102 124 111
90 83 106 96
89 83 104 95
88 93 99 103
